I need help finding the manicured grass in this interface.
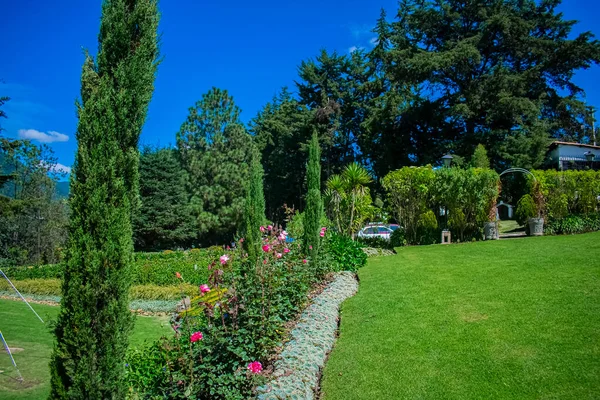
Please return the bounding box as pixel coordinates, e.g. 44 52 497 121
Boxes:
0 299 171 400
498 220 524 234
321 233 600 400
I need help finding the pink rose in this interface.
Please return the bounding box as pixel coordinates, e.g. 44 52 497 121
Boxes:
260 226 265 232
309 245 313 250
320 231 325 237
276 253 282 259
247 361 263 374
262 244 270 252
303 259 308 264
219 254 229 265
200 284 210 294
190 331 203 342
284 248 290 253
267 225 273 230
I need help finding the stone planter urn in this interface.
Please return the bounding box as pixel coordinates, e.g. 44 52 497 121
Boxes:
528 217 544 236
484 221 499 240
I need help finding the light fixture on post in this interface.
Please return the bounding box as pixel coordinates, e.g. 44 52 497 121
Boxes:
442 154 454 168
584 151 595 169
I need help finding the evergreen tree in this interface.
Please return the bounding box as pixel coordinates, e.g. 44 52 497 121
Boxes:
176 88 253 245
303 132 322 254
471 144 490 169
243 148 266 261
134 146 196 250
251 88 313 222
49 0 159 398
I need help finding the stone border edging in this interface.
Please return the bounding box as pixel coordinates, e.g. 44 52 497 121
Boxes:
256 271 358 400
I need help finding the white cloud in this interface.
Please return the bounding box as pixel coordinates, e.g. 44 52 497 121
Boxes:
369 37 379 46
52 163 72 174
18 129 69 143
349 46 359 53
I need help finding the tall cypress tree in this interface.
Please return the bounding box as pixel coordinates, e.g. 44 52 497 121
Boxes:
244 148 266 261
303 132 322 255
49 1 159 398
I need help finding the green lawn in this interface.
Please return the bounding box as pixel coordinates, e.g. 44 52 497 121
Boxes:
0 300 171 400
321 233 600 400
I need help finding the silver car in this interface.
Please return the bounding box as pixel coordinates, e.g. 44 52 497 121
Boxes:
357 225 393 240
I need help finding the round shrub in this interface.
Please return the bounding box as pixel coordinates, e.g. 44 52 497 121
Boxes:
390 227 406 247
327 233 367 272
516 194 536 225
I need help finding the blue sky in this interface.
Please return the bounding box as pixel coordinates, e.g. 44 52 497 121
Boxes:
1 0 599 174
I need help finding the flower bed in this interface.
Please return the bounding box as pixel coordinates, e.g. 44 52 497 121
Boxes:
256 271 358 400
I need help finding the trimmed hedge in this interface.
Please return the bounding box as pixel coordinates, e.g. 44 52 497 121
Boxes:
0 279 198 300
2 248 222 286
545 214 600 235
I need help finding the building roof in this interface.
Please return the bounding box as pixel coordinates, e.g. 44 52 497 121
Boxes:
549 141 600 151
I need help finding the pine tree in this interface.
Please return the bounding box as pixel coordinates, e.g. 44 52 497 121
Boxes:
243 148 266 261
471 144 490 169
303 132 322 254
176 88 253 244
49 1 159 398
134 146 196 250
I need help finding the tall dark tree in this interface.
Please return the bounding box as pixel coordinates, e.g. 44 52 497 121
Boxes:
176 88 253 245
303 132 323 254
251 88 313 222
297 49 370 176
49 0 159 398
134 146 196 250
383 0 600 170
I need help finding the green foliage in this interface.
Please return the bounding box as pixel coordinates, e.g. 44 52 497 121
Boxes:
383 166 499 244
516 195 536 226
471 144 490 169
0 138 69 266
251 89 313 222
134 146 196 251
545 214 600 235
327 232 367 273
243 149 266 261
303 132 323 254
49 1 160 398
390 227 406 247
417 210 439 245
3 249 218 286
381 166 435 244
533 170 600 222
325 163 374 238
356 236 394 250
176 87 253 245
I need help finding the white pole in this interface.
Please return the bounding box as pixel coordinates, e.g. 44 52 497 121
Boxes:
0 269 44 323
0 331 23 382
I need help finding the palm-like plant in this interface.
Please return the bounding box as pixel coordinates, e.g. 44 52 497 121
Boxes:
343 163 372 238
324 163 373 238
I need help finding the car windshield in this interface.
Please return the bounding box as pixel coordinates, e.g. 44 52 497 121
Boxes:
389 225 399 231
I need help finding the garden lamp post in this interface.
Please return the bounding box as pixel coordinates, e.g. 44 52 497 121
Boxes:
584 151 595 169
442 154 453 168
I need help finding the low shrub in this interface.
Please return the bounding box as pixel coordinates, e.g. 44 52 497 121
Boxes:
545 214 600 235
0 279 197 300
390 227 406 247
515 194 536 226
356 236 394 250
3 247 222 286
417 210 439 245
327 233 367 272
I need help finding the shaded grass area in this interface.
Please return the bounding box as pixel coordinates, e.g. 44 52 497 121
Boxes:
321 233 600 400
498 219 524 234
0 299 171 400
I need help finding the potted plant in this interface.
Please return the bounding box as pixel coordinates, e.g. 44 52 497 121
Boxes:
483 176 500 240
528 181 545 236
